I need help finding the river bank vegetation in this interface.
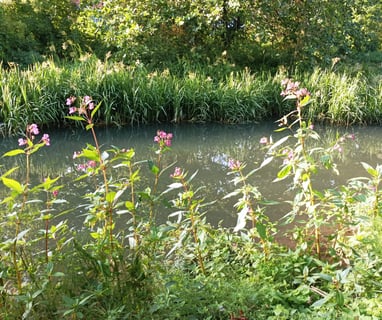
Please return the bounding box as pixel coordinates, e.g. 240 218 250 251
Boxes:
1 0 382 318
1 83 382 319
1 54 382 136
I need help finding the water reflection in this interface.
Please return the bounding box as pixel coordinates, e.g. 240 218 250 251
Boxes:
0 123 381 228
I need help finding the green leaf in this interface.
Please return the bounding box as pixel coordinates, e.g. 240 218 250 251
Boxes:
148 160 160 175
125 200 135 211
299 95 312 107
65 115 85 122
2 149 25 157
90 232 100 239
234 205 248 232
1 167 19 178
256 222 267 240
268 135 290 153
86 123 94 130
106 191 116 203
1 177 23 193
276 164 292 180
91 101 102 119
311 295 331 308
361 162 378 178
81 149 99 161
335 291 344 307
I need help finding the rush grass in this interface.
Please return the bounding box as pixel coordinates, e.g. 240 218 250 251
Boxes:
0 55 381 135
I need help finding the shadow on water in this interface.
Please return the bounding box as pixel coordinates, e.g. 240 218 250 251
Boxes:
1 122 382 230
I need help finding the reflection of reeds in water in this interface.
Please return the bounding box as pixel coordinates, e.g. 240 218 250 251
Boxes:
1 124 382 226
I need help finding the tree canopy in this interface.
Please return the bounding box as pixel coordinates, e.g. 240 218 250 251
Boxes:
0 0 381 67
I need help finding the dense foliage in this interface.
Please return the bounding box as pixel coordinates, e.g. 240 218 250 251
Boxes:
0 1 382 318
0 0 381 67
1 85 382 319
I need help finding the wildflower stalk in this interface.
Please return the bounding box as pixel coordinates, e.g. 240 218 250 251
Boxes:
149 130 173 226
279 79 321 256
226 160 269 257
3 124 51 292
90 125 113 247
128 159 139 246
170 167 206 275
66 96 114 250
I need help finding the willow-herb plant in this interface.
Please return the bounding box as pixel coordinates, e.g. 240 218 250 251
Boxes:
351 162 382 217
66 96 118 255
1 124 52 293
260 79 354 257
147 130 173 226
167 167 208 275
224 159 273 257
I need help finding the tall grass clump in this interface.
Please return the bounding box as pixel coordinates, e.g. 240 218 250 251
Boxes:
2 55 381 135
291 67 382 126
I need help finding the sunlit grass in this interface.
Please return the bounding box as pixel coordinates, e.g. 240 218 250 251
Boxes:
0 55 381 135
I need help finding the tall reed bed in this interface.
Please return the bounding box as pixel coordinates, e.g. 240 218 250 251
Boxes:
1 56 381 135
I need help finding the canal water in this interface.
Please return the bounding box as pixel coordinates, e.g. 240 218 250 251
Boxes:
0 122 381 229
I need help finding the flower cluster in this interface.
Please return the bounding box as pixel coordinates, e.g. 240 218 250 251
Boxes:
76 160 97 172
228 159 243 171
66 95 95 116
18 124 50 147
170 167 183 179
332 133 356 154
259 137 268 145
72 151 97 172
154 130 173 148
282 148 294 165
281 78 310 100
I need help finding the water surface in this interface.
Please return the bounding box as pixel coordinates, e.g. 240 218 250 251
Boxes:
1 122 381 228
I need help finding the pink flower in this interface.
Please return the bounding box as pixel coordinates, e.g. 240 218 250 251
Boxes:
228 159 242 171
259 137 268 145
171 167 183 178
28 124 39 135
52 190 59 197
83 96 91 104
296 88 310 99
69 106 77 114
41 134 50 146
165 139 172 147
158 130 167 139
333 144 343 153
66 96 76 106
154 130 173 149
83 96 95 110
76 163 87 172
347 134 355 140
280 79 310 101
18 138 27 146
87 160 97 168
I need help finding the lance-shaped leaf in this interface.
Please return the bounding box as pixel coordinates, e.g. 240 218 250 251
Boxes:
1 177 23 194
2 149 25 157
65 115 85 122
91 101 102 119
